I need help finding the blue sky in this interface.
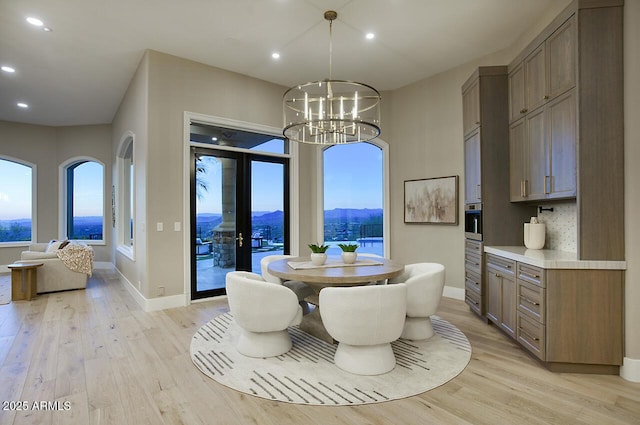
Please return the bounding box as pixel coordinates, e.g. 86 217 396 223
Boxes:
0 159 103 220
2 142 383 220
196 142 383 214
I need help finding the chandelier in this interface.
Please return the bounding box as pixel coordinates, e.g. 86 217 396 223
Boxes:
283 11 381 145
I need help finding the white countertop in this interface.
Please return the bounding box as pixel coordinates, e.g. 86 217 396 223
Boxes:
484 246 627 270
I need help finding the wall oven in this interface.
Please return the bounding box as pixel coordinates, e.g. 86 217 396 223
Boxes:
464 204 483 241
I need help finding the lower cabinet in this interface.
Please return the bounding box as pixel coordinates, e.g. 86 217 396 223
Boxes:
464 240 484 317
486 254 516 338
485 252 624 374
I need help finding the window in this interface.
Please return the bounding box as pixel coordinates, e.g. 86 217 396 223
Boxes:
117 133 135 257
322 142 387 256
63 159 104 241
0 157 34 244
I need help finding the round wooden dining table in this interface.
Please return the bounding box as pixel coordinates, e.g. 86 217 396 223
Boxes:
267 256 404 343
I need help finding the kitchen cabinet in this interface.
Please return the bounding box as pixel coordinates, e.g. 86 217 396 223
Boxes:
464 239 483 317
485 247 624 374
509 16 575 124
462 78 480 137
508 1 623 260
509 90 576 202
461 67 536 319
486 254 516 338
463 129 481 204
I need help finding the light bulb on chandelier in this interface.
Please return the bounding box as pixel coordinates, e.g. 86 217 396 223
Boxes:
283 10 381 145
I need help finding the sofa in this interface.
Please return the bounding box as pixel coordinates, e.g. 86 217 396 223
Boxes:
17 242 92 293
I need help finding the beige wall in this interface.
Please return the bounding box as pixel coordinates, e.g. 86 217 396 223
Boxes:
142 50 291 298
111 52 149 296
0 121 112 265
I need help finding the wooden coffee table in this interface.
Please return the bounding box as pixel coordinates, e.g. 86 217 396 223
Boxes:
8 262 44 301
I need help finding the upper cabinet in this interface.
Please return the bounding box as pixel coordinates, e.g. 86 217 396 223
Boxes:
509 16 576 124
507 0 624 261
462 78 480 137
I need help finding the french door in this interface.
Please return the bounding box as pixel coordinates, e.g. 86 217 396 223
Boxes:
190 147 289 299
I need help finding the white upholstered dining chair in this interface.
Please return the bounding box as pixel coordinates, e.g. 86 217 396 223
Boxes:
260 255 315 313
319 283 407 375
388 262 446 340
225 271 303 358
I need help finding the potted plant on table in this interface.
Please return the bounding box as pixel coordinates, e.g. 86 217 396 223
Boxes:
308 243 329 266
337 243 359 264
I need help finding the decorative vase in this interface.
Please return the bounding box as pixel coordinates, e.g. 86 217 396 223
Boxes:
524 217 545 250
341 252 357 264
310 253 327 266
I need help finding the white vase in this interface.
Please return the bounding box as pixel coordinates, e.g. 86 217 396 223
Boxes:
310 253 327 266
524 223 546 250
341 252 357 264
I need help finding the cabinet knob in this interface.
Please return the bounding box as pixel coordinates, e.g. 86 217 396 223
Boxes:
520 108 528 114
475 121 480 125
544 95 549 100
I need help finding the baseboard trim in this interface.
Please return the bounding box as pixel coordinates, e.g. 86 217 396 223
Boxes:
620 356 640 382
443 285 465 301
114 266 187 312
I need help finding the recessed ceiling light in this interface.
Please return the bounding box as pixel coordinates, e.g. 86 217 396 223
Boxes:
43 27 53 32
17 102 29 108
365 33 375 40
272 52 280 59
211 137 218 141
1 66 16 73
26 17 44 27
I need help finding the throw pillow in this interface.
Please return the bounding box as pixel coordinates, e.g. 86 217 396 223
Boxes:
46 240 64 252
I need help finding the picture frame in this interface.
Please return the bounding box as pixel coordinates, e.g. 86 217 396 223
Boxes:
404 175 458 224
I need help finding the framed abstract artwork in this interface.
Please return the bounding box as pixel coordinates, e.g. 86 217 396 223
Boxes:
404 175 458 224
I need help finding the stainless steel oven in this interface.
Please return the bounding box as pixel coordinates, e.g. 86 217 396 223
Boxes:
464 204 482 240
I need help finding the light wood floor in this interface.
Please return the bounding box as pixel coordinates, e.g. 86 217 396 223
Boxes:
0 269 638 425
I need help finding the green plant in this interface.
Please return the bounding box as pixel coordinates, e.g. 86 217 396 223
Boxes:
337 243 358 252
308 243 329 253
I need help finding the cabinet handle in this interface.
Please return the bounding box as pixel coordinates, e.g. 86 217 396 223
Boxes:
518 327 540 341
520 108 528 114
520 295 540 306
476 184 481 199
521 271 540 280
520 180 524 198
544 95 549 100
544 176 551 194
524 180 528 197
475 121 480 125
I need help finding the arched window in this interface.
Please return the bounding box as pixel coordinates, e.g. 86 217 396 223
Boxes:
0 157 34 244
321 141 387 256
116 133 135 258
62 159 104 241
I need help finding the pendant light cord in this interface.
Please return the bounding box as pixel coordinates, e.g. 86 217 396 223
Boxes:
328 18 333 81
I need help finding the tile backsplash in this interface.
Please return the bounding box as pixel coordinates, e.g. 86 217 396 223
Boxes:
536 201 577 252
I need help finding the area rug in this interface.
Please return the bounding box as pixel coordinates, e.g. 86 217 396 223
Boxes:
0 274 10 305
190 313 471 405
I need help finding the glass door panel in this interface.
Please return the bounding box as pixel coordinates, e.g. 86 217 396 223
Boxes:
191 148 289 299
250 160 286 273
192 150 243 298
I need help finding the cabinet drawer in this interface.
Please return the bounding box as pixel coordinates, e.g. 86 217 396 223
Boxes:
465 272 482 295
465 288 482 316
517 279 545 323
465 239 483 253
486 254 516 276
465 252 482 274
517 311 546 360
518 263 545 287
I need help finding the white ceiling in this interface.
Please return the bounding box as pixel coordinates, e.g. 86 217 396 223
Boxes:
0 0 558 127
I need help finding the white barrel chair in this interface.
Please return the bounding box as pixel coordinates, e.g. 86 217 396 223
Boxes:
388 263 446 340
319 283 407 375
225 271 303 358
260 254 315 313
